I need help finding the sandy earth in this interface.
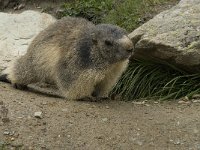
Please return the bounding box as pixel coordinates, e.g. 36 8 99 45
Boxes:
0 82 200 150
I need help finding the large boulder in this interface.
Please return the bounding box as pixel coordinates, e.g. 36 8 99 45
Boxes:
129 0 200 73
0 10 56 70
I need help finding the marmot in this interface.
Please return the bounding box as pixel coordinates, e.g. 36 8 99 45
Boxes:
0 17 133 100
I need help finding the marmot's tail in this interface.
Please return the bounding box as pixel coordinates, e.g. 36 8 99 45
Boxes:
0 74 11 83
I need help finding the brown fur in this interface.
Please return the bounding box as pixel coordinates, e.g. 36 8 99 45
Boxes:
2 17 133 100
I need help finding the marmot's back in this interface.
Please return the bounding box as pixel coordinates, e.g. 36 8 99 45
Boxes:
25 17 95 83
28 17 95 54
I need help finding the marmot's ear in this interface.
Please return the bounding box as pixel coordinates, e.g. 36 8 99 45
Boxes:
91 33 98 44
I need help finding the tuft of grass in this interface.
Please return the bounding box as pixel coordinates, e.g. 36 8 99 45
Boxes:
59 0 179 30
103 0 179 31
59 0 114 24
111 59 200 101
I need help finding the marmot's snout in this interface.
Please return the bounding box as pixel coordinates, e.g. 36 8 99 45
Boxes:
117 35 134 59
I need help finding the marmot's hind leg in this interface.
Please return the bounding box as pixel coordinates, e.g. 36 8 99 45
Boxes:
0 71 28 90
2 58 37 90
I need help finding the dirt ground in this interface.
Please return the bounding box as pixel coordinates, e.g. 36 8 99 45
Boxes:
0 82 200 150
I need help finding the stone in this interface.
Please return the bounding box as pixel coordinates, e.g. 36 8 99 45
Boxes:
105 106 109 109
129 0 200 73
34 111 42 119
102 118 108 122
0 10 56 71
132 101 145 105
192 94 200 99
178 100 191 104
3 131 10 135
192 100 200 103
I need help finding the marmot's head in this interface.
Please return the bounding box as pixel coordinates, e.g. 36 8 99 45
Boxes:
77 24 133 68
92 24 133 63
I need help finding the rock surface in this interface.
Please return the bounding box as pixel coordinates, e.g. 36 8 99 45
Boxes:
129 0 200 73
0 10 56 70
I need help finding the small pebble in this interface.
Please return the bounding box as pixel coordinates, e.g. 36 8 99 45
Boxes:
192 94 200 99
177 121 180 126
105 106 109 109
3 131 10 135
132 101 145 105
102 118 108 122
17 116 23 119
136 141 143 146
184 96 189 101
192 100 200 103
61 108 68 112
178 100 190 104
42 102 47 105
34 111 42 119
9 131 15 136
174 140 181 145
193 128 199 134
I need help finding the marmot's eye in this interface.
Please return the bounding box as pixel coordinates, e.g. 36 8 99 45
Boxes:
126 48 133 53
105 40 113 46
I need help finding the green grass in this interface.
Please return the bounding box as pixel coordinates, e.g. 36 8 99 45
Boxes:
60 0 178 31
111 59 200 101
103 0 160 31
59 0 114 24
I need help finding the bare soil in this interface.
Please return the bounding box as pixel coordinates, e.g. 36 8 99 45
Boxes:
0 82 200 150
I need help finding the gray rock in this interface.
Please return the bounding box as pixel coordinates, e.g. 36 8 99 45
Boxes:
129 0 200 72
102 118 108 122
192 94 200 99
3 131 10 135
0 10 56 71
34 111 42 119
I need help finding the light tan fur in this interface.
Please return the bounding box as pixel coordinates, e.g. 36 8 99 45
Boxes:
61 60 128 99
